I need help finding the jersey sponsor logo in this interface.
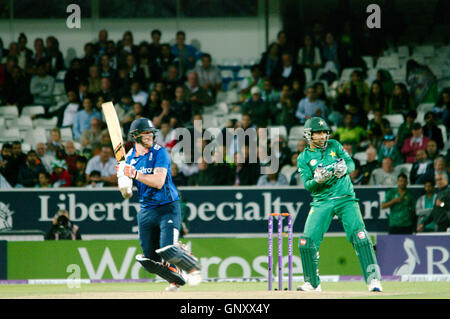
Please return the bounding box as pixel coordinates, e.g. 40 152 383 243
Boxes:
358 231 366 239
329 151 336 158
138 167 153 174
309 159 317 166
300 239 307 246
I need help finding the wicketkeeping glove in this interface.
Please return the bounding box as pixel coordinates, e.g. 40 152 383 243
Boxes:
333 158 347 178
314 164 333 183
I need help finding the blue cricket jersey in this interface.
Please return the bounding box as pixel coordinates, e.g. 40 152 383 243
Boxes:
126 143 180 209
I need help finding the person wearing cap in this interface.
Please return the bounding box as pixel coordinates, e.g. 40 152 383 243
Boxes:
401 122 430 163
49 159 72 187
377 133 403 166
295 85 328 125
241 85 273 128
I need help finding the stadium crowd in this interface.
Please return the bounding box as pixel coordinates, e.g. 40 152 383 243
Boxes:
0 26 449 232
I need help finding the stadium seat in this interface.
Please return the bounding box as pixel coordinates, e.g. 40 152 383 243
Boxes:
416 112 426 125
288 139 299 152
413 45 435 58
389 68 406 82
362 56 374 69
417 103 434 113
438 125 448 146
10 116 33 130
339 68 362 82
21 105 45 117
32 117 58 129
236 68 252 80
304 68 313 84
0 127 21 143
353 152 367 166
396 163 413 176
24 127 47 146
0 106 19 119
288 126 304 140
383 114 404 129
225 90 239 104
268 125 287 140
397 46 410 58
409 54 425 64
56 70 67 81
376 56 400 70
21 143 31 153
0 117 5 128
60 127 73 142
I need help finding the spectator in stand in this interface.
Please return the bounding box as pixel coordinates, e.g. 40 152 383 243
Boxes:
365 80 387 114
415 180 437 232
278 84 298 132
239 64 264 103
194 53 222 100
342 70 369 107
137 42 159 89
85 144 117 186
431 157 448 181
297 34 322 77
71 156 88 187
114 93 134 124
162 64 184 100
275 30 294 57
350 160 364 185
432 88 449 127
2 42 19 64
117 31 139 66
241 86 273 128
378 134 403 167
87 64 101 96
401 122 430 163
233 145 260 186
36 171 52 188
98 54 117 84
148 29 162 63
123 53 146 88
171 162 187 187
261 78 279 106
1 64 32 112
426 140 441 161
183 70 214 113
86 170 104 188
154 117 177 149
49 159 72 187
78 80 89 104
153 98 177 129
47 127 66 159
130 80 148 106
156 43 182 82
295 85 328 125
17 33 33 71
257 171 289 186
0 56 17 97
32 90 80 128
333 112 367 151
381 173 416 234
0 144 17 186
171 85 192 127
29 38 47 75
44 36 65 76
99 77 115 102
122 102 150 136
147 89 162 115
105 40 118 70
187 158 216 186
35 142 56 173
93 29 108 57
64 141 79 176
16 150 47 188
272 51 306 91
375 69 395 97
422 112 444 151
417 174 450 232
322 32 341 72
388 83 413 115
313 82 329 106
369 157 401 186
115 67 132 99
367 110 391 148
80 42 97 75
45 210 81 240
29 61 55 108
259 42 281 79
72 96 102 140
80 117 104 154
64 58 84 94
171 30 202 73
410 149 434 184
396 110 417 151
280 152 299 182
361 145 379 185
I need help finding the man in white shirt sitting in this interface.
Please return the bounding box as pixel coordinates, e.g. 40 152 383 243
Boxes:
85 144 117 186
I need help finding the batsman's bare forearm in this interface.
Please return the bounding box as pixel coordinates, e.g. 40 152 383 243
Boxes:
135 168 167 189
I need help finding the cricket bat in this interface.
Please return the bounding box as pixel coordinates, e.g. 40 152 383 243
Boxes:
101 101 133 198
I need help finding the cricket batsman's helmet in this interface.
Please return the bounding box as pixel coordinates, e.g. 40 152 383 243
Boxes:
129 118 159 143
304 117 332 149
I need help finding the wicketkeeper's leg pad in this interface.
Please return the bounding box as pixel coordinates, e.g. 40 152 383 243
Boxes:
298 236 320 288
351 229 381 283
135 254 186 286
155 244 201 273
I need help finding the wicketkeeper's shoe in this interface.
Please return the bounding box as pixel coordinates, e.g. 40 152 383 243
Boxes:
165 283 180 292
368 279 383 292
296 282 322 292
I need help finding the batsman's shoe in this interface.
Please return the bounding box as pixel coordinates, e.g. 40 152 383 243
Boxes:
135 254 186 286
156 244 201 273
296 282 322 292
368 279 383 292
165 283 181 292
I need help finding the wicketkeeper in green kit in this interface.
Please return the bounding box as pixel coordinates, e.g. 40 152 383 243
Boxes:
296 117 382 292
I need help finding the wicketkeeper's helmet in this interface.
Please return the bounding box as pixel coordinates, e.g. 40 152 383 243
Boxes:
303 117 332 149
128 118 159 143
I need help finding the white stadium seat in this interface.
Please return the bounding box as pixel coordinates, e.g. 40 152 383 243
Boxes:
353 152 367 166
438 125 448 146
396 163 413 176
10 116 33 130
340 68 362 82
21 105 45 117
0 106 19 119
32 117 58 129
304 68 313 84
362 56 374 69
376 56 400 70
383 114 404 129
60 127 74 142
288 126 304 140
24 128 47 146
417 103 434 113
0 127 20 143
413 45 435 58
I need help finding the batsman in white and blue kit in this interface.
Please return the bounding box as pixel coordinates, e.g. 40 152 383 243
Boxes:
116 118 201 291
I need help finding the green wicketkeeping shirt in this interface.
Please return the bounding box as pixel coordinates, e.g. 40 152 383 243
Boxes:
384 188 416 227
297 139 356 204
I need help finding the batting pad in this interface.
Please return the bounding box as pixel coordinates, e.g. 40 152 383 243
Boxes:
156 244 201 273
352 230 381 283
298 236 321 288
135 254 186 286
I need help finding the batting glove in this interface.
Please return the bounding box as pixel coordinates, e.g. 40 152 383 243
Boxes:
116 162 138 179
333 158 347 178
314 164 333 183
